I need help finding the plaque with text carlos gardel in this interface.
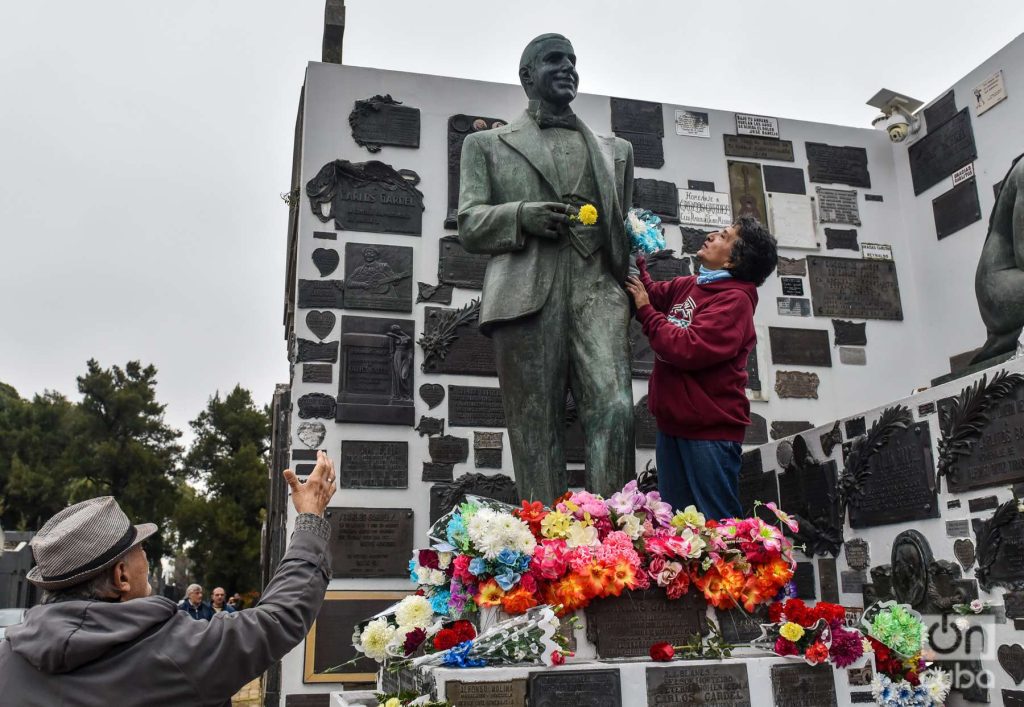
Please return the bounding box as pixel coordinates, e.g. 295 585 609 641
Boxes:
807 256 903 320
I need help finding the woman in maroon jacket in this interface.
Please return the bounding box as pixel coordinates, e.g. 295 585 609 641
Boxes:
625 217 777 519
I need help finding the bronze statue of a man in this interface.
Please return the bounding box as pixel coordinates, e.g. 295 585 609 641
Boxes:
457 33 635 503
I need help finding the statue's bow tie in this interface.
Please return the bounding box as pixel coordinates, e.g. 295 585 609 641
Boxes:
536 111 578 131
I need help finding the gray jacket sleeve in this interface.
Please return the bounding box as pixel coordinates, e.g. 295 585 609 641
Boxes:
164 514 331 704
456 133 527 255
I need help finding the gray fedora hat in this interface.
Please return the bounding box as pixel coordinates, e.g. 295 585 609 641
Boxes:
27 496 157 590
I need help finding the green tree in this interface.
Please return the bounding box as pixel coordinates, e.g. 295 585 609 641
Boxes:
176 385 270 595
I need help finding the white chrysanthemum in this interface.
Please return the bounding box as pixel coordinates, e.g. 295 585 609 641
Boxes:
427 568 446 585
394 595 434 629
466 508 498 547
436 551 453 570
359 617 396 661
475 531 507 559
920 669 952 700
511 526 537 554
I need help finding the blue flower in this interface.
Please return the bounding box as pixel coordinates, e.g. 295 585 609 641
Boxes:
494 569 521 591
468 558 488 576
446 515 465 545
496 549 519 567
441 640 485 668
517 554 531 572
408 559 418 582
429 589 451 615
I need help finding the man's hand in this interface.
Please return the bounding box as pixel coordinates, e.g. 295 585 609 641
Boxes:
521 202 570 239
625 276 650 308
283 450 336 517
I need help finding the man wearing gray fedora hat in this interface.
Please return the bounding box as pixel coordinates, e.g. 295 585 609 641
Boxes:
0 450 337 706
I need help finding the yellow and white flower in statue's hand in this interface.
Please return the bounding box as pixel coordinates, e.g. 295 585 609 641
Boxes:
360 617 397 661
394 595 433 629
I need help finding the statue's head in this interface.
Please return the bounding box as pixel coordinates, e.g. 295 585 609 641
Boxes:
518 33 577 106
362 246 379 262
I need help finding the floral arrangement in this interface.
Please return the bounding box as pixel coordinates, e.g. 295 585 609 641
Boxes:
624 208 667 254
861 601 951 707
411 483 796 621
372 694 450 707
870 670 952 707
952 598 991 615
351 595 477 663
649 621 734 662
757 599 864 668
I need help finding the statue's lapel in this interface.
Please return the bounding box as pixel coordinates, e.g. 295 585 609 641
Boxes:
499 112 561 198
577 121 618 225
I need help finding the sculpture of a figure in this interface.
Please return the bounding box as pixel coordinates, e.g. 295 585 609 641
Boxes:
386 324 413 401
973 155 1024 363
457 33 635 502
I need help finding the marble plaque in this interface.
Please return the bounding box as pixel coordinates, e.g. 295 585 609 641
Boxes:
422 305 496 376
339 440 408 488
343 243 413 312
775 371 820 399
839 347 867 365
646 664 750 705
819 557 840 603
296 339 339 363
908 108 977 195
678 190 733 228
618 131 664 169
297 393 336 420
446 114 507 228
974 70 1008 116
825 228 859 251
944 378 1024 493
611 97 663 136
311 247 340 277
848 422 939 528
585 589 708 658
832 320 867 346
767 192 817 249
815 187 861 226
448 385 505 427
635 395 658 449
933 177 982 240
728 160 767 225
305 159 424 236
724 133 795 161
446 680 526 707
633 178 679 222
297 279 344 309
327 507 414 578
771 664 837 707
428 435 469 465
776 256 807 276
296 421 326 448
305 310 337 341
769 327 832 367
675 109 710 138
529 669 621 707
735 112 780 138
946 519 971 537
778 292 812 314
805 142 871 188
763 165 807 195
924 90 957 130
781 277 804 296
438 236 489 290
807 256 903 320
348 95 420 152
337 316 415 426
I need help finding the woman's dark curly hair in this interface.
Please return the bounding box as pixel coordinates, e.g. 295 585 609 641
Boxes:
728 216 778 286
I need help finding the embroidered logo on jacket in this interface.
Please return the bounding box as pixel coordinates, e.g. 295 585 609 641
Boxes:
667 296 696 328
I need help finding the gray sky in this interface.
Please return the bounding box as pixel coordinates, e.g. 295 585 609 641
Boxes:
2 1 1022 436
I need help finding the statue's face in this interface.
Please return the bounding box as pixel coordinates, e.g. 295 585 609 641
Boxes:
524 39 578 106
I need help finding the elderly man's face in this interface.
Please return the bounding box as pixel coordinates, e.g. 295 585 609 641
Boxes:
119 545 153 601
188 587 203 604
528 39 578 106
211 588 226 606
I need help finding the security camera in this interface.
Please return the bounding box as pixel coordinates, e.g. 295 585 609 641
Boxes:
872 111 913 143
865 89 923 144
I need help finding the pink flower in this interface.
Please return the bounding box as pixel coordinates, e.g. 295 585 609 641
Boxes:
530 539 570 579
774 637 799 657
656 561 683 587
643 491 674 526
607 481 645 515
765 502 799 533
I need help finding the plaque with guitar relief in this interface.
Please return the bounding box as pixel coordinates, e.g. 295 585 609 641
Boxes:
343 243 413 312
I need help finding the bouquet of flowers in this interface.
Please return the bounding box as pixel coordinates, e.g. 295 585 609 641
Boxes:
861 601 952 707
624 208 667 254
372 694 450 707
351 595 478 663
756 599 864 668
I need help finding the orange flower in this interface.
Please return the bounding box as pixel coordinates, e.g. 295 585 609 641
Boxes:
739 576 771 613
755 557 793 591
608 559 640 596
580 561 615 599
500 586 539 614
553 574 591 612
695 561 745 609
475 578 505 608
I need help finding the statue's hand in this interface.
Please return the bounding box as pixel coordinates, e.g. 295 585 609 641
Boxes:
521 202 570 239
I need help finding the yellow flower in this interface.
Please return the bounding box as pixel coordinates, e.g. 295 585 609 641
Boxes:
541 511 571 539
577 203 598 225
671 505 706 529
383 699 401 707
779 622 805 642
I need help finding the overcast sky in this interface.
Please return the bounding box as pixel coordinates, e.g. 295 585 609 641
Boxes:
1 1 1022 437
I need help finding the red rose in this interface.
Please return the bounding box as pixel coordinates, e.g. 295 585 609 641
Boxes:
551 651 565 665
418 549 440 570
432 628 460 651
804 641 829 665
650 642 675 662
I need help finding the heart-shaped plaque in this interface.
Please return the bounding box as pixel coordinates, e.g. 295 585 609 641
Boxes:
419 383 445 409
312 248 340 277
305 310 336 341
999 643 1024 685
296 421 326 448
953 538 976 571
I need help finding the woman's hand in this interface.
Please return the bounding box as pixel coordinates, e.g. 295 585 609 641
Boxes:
625 276 650 308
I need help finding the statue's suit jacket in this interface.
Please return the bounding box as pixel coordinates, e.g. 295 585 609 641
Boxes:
457 110 634 334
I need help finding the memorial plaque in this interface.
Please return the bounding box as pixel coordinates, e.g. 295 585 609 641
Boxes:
772 420 814 439
646 664 750 705
448 385 505 427
438 236 489 289
845 417 866 439
688 179 715 192
825 228 859 251
305 159 424 236
644 249 691 280
841 570 867 595
305 310 337 341
815 187 861 226
348 95 420 152
839 347 867 365
807 256 903 320
343 243 413 312
794 562 817 599
777 256 807 276
428 435 469 465
932 177 982 240
945 380 1024 492
832 320 867 346
445 114 507 228
735 113 780 138
952 162 975 186
805 143 871 188
294 464 315 478
746 344 762 393
1006 689 1024 707
781 277 804 296
296 338 339 363
864 194 884 202
741 449 763 475
633 178 679 222
416 281 453 305
311 247 339 277
1006 591 1024 619
728 160 767 225
763 165 807 195
974 69 1008 116
769 327 832 367
611 97 663 135
296 421 326 448
819 557 840 603
313 230 336 240
767 192 817 249
775 371 819 399
771 664 837 707
820 422 843 457
778 293 811 316
292 449 318 461
415 416 444 437
529 669 621 707
969 495 999 513
327 507 414 578
635 395 658 449
585 589 708 658
739 465 778 519
339 440 408 489
298 393 336 420
419 383 444 409
716 605 769 644
422 462 453 482
918 401 936 417
1006 644 1024 686
845 538 870 570
744 411 769 445
337 316 415 426
679 226 711 253
475 431 503 449
629 319 654 378
848 665 874 687
297 279 344 309
678 190 733 228
619 131 664 169
422 304 496 376
475 449 502 469
446 679 526 707
429 473 519 524
675 109 710 138
848 422 939 528
724 133 795 161
908 108 977 195
924 90 957 130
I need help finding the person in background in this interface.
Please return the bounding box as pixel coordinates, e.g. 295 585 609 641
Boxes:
210 587 235 614
228 593 245 610
179 583 214 620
